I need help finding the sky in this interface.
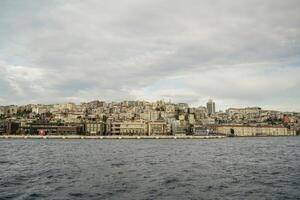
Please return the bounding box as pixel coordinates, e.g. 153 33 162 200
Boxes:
0 0 300 111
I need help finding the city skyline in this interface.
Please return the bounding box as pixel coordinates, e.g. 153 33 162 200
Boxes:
1 0 300 112
0 98 299 114
1 98 298 136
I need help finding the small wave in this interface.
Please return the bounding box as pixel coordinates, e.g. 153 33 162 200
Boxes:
164 177 180 185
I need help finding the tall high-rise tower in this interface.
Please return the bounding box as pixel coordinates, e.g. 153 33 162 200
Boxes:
206 99 215 115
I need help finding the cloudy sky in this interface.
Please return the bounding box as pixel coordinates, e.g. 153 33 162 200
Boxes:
0 0 300 111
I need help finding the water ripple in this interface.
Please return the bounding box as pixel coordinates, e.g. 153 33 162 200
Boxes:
0 137 299 200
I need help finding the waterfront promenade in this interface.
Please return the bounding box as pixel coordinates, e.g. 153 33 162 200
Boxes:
0 135 225 139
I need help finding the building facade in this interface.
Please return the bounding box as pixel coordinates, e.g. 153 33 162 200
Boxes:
207 99 215 115
148 121 168 135
216 125 294 136
85 121 105 135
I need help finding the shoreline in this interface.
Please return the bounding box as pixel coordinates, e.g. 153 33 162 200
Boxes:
0 135 225 139
0 135 297 139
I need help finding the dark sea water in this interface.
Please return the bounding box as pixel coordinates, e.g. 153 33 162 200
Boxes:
0 137 299 200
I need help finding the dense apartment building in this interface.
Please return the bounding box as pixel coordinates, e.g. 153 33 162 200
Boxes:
0 99 299 136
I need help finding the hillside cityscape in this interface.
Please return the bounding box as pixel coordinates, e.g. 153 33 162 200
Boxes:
0 99 299 137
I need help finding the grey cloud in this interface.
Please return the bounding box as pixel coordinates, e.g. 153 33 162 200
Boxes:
0 0 300 111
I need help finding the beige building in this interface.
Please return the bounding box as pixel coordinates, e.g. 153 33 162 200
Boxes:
53 103 76 111
202 118 215 125
111 120 147 135
194 106 207 120
0 106 18 115
0 107 4 115
188 114 196 124
85 121 105 135
139 111 160 121
178 115 185 121
216 125 294 136
148 121 169 135
165 104 176 113
110 120 170 135
172 120 189 135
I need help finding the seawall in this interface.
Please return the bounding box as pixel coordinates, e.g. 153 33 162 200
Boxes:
0 135 225 139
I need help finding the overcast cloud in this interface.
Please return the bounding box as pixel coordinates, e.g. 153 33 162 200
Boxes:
0 0 300 111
